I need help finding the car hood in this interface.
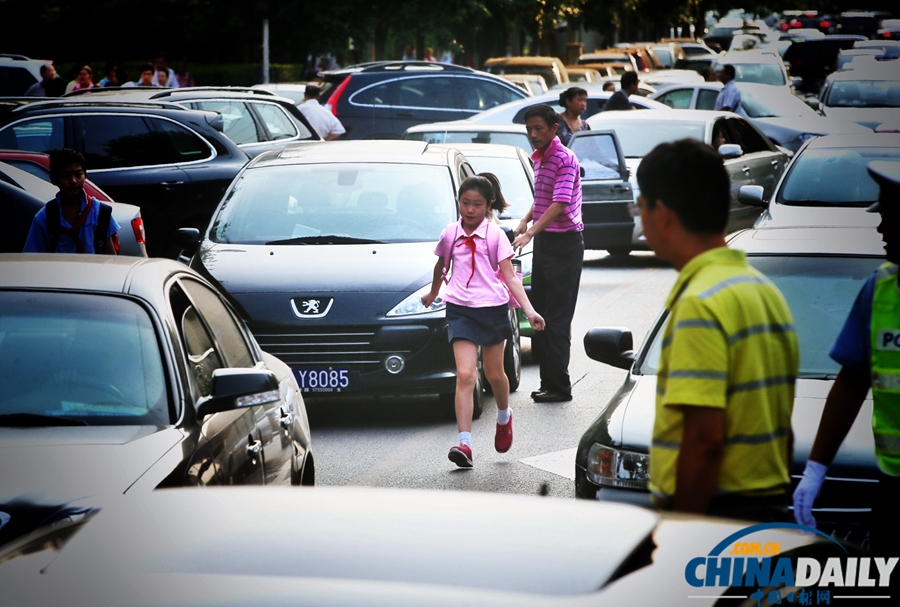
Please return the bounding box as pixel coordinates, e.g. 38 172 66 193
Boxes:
753 115 872 136
823 106 900 130
197 241 438 294
0 426 184 504
755 203 880 228
612 376 875 473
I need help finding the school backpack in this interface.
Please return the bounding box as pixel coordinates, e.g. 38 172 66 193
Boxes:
44 197 112 254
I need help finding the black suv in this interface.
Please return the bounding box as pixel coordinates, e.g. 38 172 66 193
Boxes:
66 87 321 157
0 98 248 257
318 61 528 140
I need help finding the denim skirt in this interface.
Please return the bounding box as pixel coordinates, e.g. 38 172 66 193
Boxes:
446 303 512 347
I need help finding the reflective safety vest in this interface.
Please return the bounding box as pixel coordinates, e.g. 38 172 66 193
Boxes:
870 263 900 476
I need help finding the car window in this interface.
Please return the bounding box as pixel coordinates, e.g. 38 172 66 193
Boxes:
461 155 533 219
180 279 255 368
351 81 396 106
190 101 260 145
389 77 456 109
0 291 168 425
569 134 624 180
725 118 770 154
780 146 900 205
212 163 457 245
640 256 883 377
697 89 719 110
459 78 523 111
76 115 165 170
657 88 694 109
0 66 37 96
441 131 531 151
170 284 223 398
1 159 49 181
729 62 786 86
826 80 900 108
597 120 705 157
151 118 213 163
0 117 64 154
254 103 303 140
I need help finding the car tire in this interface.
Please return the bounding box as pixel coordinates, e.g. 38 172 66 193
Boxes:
607 247 631 257
505 310 521 393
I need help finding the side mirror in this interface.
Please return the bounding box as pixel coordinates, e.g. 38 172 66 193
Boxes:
500 225 515 244
580 166 586 178
718 143 743 158
205 112 225 133
175 227 201 259
803 95 820 111
791 76 803 89
584 327 635 371
196 368 279 419
738 185 768 207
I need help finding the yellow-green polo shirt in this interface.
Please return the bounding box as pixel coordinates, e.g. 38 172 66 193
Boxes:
649 247 799 505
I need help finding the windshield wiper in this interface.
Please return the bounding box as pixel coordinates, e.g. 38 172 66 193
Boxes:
266 235 384 245
0 413 89 427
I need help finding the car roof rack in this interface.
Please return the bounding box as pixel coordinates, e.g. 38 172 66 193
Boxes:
0 54 32 61
11 99 187 113
324 61 473 75
149 86 279 99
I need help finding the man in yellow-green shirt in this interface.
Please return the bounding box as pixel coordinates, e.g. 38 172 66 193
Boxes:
635 138 799 521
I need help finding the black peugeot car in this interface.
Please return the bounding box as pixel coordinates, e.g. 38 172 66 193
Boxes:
184 140 516 417
317 61 528 140
0 97 249 257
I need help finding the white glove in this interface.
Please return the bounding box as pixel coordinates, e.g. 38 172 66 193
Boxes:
792 460 828 528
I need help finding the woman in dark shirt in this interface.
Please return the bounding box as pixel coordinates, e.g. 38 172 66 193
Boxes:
556 87 590 147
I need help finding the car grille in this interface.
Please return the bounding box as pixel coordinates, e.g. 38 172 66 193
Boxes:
254 327 394 370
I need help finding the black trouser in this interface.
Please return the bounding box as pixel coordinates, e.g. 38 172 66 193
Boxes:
531 230 584 395
871 470 900 556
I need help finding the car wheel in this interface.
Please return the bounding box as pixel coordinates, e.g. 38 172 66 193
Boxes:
299 453 315 486
504 310 521 393
607 247 631 257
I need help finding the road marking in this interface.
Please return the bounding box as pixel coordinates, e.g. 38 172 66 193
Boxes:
581 268 659 320
519 448 576 480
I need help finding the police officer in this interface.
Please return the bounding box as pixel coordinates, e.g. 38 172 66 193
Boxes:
793 161 900 555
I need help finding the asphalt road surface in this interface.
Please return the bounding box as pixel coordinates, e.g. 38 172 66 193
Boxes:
302 251 677 498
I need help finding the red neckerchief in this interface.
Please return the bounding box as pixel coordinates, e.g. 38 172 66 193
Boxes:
456 235 477 288
59 196 94 254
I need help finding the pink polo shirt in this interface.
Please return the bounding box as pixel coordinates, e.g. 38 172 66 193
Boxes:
435 218 514 308
531 136 584 232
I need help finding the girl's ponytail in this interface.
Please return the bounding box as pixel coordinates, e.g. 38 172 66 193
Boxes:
477 172 509 216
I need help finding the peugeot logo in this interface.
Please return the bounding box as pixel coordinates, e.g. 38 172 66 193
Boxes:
291 297 334 319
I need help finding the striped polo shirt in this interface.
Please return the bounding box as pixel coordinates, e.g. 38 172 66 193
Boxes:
649 247 799 504
531 137 584 232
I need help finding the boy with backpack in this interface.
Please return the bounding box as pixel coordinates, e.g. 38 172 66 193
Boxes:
23 149 119 255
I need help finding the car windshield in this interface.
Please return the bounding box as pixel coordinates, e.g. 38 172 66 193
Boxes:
741 87 817 118
826 80 900 108
486 65 559 86
596 121 705 157
780 147 900 205
212 163 457 244
725 62 787 86
640 256 882 377
461 156 533 219
405 130 532 152
0 291 168 426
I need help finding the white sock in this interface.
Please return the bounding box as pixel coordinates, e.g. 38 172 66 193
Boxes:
497 407 511 425
459 431 472 447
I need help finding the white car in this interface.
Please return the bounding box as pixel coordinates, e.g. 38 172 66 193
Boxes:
402 122 530 152
713 50 800 92
816 68 900 131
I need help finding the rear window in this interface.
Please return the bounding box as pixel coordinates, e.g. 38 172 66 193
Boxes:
0 291 168 426
725 62 787 86
405 130 531 152
826 80 900 108
594 120 705 157
780 146 900 205
211 163 457 244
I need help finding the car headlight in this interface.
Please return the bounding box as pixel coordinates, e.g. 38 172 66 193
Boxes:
586 443 650 490
386 283 446 317
796 133 818 143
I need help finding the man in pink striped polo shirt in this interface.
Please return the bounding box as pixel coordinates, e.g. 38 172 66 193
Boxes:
513 104 584 402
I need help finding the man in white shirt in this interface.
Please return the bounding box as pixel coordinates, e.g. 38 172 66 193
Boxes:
715 64 741 112
298 85 346 141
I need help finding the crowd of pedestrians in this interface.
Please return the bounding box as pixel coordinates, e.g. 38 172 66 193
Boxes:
23 53 193 97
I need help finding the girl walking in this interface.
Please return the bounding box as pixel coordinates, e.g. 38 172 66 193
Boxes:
422 173 545 468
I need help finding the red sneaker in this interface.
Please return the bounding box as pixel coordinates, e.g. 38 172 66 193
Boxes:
448 444 473 468
495 411 513 453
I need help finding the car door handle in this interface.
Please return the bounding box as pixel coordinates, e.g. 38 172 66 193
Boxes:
770 160 780 168
741 166 751 174
161 181 185 188
246 435 262 456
